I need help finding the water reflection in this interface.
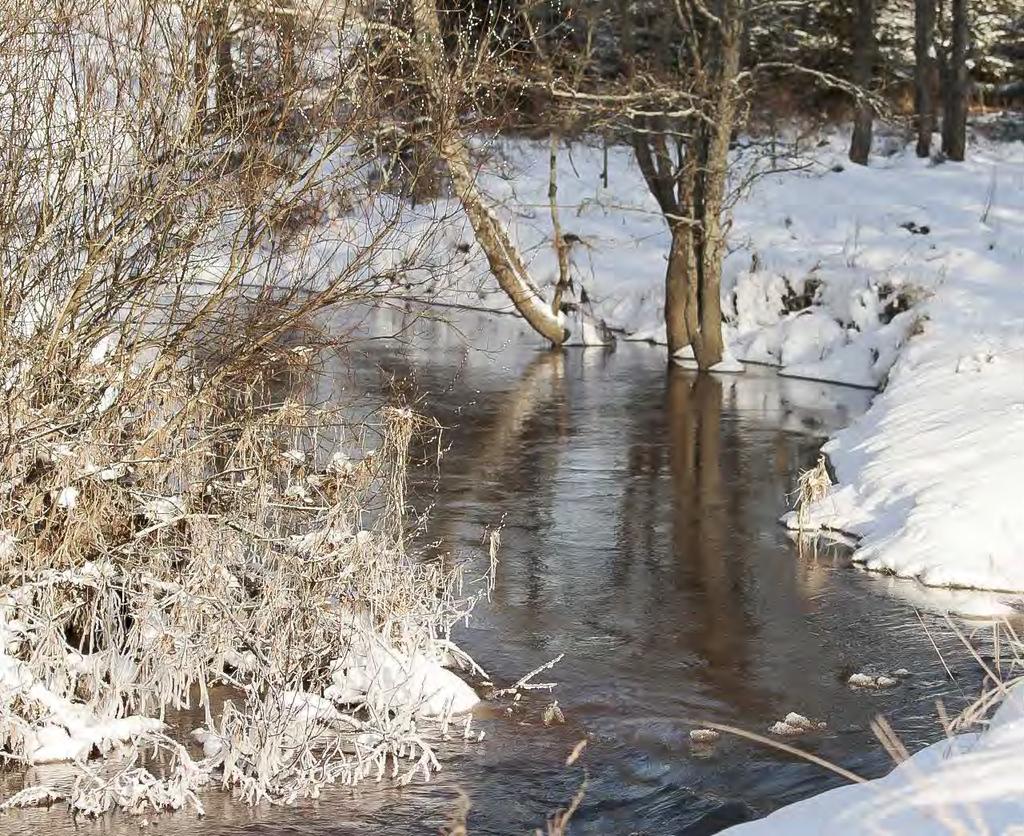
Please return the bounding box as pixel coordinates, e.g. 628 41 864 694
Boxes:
1 320 995 836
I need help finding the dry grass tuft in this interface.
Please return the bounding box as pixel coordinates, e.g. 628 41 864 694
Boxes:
792 454 832 531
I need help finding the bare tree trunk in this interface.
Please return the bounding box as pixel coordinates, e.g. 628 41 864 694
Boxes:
664 221 692 354
690 8 741 369
942 0 969 161
278 0 297 90
192 13 211 136
849 0 876 165
914 0 937 157
408 0 567 346
633 126 692 354
548 132 571 317
212 3 237 115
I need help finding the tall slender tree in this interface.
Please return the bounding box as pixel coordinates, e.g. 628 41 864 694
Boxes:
849 0 877 165
631 0 743 368
942 0 969 161
914 0 938 157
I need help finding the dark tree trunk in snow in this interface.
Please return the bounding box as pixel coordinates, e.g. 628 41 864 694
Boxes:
633 130 691 354
849 0 876 165
212 4 237 113
664 221 692 355
686 15 740 371
914 0 938 157
942 0 969 161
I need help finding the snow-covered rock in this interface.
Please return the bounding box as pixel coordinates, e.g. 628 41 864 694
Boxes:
769 712 826 736
689 728 721 744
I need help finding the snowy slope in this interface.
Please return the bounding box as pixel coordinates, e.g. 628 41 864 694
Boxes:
765 138 1024 593
414 131 1021 388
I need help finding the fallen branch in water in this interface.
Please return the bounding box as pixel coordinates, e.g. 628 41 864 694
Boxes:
493 653 566 697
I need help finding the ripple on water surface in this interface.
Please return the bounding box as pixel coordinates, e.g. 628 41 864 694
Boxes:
2 317 995 835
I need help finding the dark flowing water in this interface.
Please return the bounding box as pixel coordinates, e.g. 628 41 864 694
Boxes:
2 314 993 836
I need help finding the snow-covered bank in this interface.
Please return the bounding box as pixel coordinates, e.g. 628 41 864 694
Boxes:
724 684 1024 834
429 130 1021 389
766 137 1024 594
411 127 1024 595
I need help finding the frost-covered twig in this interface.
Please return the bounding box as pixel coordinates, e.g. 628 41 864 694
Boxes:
492 653 565 697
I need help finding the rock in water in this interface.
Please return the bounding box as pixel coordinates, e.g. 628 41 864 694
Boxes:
690 728 721 744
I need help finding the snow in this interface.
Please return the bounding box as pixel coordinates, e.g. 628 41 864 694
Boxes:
778 152 1024 592
769 712 826 737
326 628 479 718
409 129 1024 596
53 486 78 510
726 684 1024 834
848 672 901 689
690 729 721 744
675 345 746 374
0 646 164 764
410 133 955 389
142 495 185 524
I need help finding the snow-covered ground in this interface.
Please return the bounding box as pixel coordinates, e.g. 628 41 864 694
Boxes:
397 127 1024 597
724 683 1024 834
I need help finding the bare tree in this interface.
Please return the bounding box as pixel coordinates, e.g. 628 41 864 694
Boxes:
849 0 876 165
631 0 744 367
942 0 969 161
0 0 493 813
407 0 568 346
914 0 938 157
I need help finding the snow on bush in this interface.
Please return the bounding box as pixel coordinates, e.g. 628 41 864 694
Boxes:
0 0 490 817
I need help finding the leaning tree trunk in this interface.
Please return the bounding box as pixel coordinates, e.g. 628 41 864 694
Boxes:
408 0 567 346
942 0 969 161
849 0 876 165
914 0 937 157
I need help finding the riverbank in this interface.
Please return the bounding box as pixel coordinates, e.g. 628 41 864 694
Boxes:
725 677 1024 835
408 124 1024 598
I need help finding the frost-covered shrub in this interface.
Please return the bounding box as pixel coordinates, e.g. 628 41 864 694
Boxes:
0 0 485 818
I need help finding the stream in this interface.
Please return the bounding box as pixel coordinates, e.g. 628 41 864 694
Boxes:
2 312 993 835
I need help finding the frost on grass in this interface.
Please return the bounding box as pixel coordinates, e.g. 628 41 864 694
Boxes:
0 370 488 814
1 0 538 808
0 331 489 816
0 0 501 815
